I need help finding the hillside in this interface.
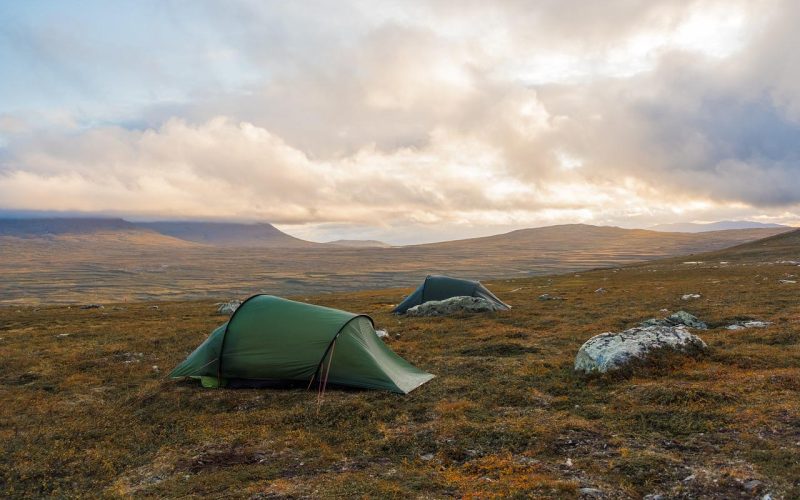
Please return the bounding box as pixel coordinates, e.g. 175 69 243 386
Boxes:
2 232 798 497
326 239 392 248
0 223 791 304
700 227 800 262
0 217 139 236
650 220 790 233
137 221 321 247
420 223 790 251
0 218 199 248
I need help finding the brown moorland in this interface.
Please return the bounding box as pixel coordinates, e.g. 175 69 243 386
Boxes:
1 230 799 498
0 224 790 305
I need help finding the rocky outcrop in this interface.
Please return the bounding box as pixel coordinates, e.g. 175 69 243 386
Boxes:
575 325 708 374
405 296 501 317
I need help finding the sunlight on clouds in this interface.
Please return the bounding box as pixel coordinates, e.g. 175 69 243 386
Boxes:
1 0 798 242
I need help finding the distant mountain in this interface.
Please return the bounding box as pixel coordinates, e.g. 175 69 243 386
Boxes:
650 220 790 233
0 217 198 247
0 217 137 236
0 217 321 248
412 224 792 265
326 239 392 248
137 221 321 247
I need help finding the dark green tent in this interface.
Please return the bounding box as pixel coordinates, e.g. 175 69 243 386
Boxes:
170 295 434 394
392 275 510 314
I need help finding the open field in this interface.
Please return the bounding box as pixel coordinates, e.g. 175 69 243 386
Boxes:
0 225 789 305
2 231 799 498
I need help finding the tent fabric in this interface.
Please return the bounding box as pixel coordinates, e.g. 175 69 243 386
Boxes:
170 295 434 394
392 275 510 314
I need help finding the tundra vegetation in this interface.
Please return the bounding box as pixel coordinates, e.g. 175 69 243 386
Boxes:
1 231 799 498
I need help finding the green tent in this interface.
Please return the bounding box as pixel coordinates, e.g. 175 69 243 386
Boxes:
393 275 510 314
169 295 434 394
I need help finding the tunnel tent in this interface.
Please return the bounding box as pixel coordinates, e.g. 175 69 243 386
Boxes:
169 295 434 394
392 274 511 314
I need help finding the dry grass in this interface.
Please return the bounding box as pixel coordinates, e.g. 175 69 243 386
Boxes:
0 226 788 305
1 239 799 498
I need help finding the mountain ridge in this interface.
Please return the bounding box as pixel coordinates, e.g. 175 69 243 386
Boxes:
650 220 790 233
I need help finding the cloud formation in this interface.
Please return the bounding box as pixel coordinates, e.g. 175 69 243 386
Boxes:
1 0 799 241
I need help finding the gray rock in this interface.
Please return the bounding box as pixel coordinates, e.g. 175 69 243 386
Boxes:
406 296 501 317
579 487 604 497
375 329 389 339
681 293 702 300
80 304 104 309
640 318 670 327
594 288 607 293
667 310 707 329
727 320 771 330
641 311 706 329
216 300 242 315
575 325 708 374
538 293 565 301
744 480 762 492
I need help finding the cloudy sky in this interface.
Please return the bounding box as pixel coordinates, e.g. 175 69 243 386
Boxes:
1 0 799 243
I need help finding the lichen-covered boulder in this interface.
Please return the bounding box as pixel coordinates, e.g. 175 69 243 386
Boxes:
575 325 708 374
405 296 500 317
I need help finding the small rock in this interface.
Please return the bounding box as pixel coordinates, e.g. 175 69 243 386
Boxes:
579 487 604 497
683 474 696 482
727 320 771 330
149 305 160 310
594 288 607 293
667 311 707 329
640 318 669 327
565 458 573 467
538 294 565 301
80 304 104 309
420 453 434 461
56 333 70 338
375 329 389 339
779 279 796 284
744 480 762 492
152 365 160 372
216 300 242 315
394 333 401 339
681 293 701 300
643 495 665 500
